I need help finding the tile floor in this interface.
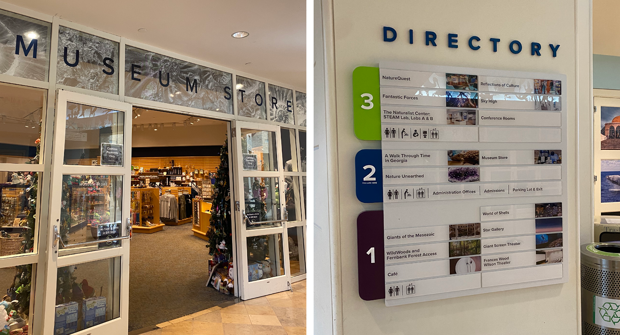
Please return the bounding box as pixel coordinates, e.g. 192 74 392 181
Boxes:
142 280 306 335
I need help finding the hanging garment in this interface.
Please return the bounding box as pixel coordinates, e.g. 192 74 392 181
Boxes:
159 193 178 222
186 195 192 218
178 194 187 220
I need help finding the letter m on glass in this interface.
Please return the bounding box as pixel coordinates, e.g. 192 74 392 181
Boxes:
15 35 37 58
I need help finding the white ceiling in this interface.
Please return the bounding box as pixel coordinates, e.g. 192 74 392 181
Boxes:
5 0 306 89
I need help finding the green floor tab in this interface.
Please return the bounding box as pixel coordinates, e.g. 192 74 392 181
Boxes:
353 66 381 141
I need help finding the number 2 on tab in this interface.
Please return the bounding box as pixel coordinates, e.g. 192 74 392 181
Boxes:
361 93 373 110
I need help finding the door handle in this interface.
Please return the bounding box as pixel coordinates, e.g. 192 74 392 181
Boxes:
53 221 132 249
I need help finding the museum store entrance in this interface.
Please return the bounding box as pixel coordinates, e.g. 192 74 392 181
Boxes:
0 7 306 335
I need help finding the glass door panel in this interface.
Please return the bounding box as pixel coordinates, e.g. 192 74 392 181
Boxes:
243 177 281 229
64 103 125 166
43 91 132 335
60 175 123 255
240 129 279 171
247 234 285 282
234 121 290 300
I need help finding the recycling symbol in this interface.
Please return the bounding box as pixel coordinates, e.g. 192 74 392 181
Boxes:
599 302 620 325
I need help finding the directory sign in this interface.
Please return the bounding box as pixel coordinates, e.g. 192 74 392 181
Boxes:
354 61 567 306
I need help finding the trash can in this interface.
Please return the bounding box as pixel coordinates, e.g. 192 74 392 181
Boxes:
582 243 620 334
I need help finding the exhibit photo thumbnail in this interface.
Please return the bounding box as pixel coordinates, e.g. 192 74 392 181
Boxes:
600 107 620 150
536 248 563 265
534 79 561 95
536 233 563 249
449 239 481 258
534 95 561 111
535 202 562 218
534 150 562 164
448 167 480 183
450 256 482 275
447 150 479 166
446 74 478 91
446 109 476 125
535 218 562 233
601 159 620 203
446 91 478 108
449 223 481 240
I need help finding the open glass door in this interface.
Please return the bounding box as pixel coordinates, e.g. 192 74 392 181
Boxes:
233 121 291 300
42 91 132 334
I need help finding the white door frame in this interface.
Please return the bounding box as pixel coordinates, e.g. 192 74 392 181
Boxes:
42 90 133 334
232 120 291 300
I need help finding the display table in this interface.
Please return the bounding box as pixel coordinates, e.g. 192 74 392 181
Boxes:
131 187 165 234
191 199 212 240
161 187 192 225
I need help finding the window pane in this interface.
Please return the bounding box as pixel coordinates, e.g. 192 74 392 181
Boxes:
295 91 306 127
0 171 38 257
64 102 124 166
285 176 299 222
55 257 121 333
0 265 34 331
60 175 123 253
57 26 119 94
268 84 294 125
237 76 266 120
243 177 281 229
299 131 306 172
241 129 278 171
288 227 305 276
247 234 285 282
0 83 45 164
281 128 298 172
0 9 50 82
125 46 233 114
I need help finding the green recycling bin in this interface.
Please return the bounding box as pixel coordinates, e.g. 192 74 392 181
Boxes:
582 243 620 334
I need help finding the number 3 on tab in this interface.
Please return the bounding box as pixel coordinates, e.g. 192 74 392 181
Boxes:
361 93 373 110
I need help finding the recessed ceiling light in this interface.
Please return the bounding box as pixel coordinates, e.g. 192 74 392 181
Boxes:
232 31 249 39
236 84 244 90
138 28 147 33
25 31 39 39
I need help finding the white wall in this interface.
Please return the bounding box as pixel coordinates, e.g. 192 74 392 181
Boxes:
314 0 335 333
132 124 227 148
320 0 589 333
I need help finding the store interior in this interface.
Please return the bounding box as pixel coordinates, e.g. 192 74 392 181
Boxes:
126 107 234 331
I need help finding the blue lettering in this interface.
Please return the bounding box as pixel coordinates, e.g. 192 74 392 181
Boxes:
159 71 170 87
131 64 141 81
549 44 560 58
425 31 437 46
468 36 480 50
383 26 397 42
509 40 522 54
409 29 413 44
448 33 458 48
531 42 541 56
186 77 198 93
490 38 500 52
63 47 79 67
255 94 263 106
15 35 37 58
